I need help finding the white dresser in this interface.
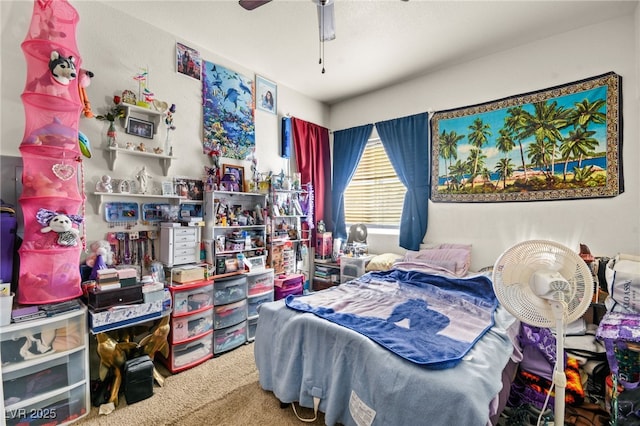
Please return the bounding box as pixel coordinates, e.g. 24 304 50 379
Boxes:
159 225 202 267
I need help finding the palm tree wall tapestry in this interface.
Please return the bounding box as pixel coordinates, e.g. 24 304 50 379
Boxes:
430 72 622 203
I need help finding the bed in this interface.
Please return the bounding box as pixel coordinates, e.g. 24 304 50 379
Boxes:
254 249 521 426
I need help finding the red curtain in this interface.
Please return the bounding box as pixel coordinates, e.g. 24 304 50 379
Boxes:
291 117 332 240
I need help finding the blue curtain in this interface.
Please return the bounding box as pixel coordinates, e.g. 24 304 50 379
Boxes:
375 112 430 251
331 124 373 240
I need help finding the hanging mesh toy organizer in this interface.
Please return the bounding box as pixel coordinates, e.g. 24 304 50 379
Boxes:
18 0 85 304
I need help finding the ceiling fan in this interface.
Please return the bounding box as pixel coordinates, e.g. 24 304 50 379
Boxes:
239 0 336 41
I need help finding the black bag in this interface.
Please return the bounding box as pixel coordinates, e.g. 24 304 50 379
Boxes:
123 355 154 404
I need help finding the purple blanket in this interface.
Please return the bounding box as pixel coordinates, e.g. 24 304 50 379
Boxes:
285 269 498 368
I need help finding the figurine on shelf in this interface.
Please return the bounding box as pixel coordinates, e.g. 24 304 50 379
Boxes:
136 142 146 152
153 147 163 154
125 141 134 150
95 175 113 193
136 166 152 194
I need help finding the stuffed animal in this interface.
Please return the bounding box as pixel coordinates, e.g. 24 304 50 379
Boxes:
26 51 77 97
78 68 94 118
36 208 83 247
85 240 114 267
22 172 68 198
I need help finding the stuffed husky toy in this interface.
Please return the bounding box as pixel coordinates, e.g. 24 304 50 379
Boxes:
26 51 77 97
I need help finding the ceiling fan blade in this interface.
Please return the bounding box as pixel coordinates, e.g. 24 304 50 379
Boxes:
315 0 336 41
239 0 272 11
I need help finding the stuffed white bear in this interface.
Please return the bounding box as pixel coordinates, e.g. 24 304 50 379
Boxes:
85 240 114 267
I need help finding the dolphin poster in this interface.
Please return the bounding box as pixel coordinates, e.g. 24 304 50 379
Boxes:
202 60 255 160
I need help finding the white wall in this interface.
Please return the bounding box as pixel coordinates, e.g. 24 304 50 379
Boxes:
0 1 329 254
330 14 640 270
2 2 638 271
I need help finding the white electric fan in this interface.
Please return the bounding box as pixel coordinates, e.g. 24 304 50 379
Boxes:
492 240 594 426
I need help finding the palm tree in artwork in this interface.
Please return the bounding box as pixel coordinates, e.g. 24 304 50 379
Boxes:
504 106 529 181
559 127 599 181
466 118 491 188
466 148 487 188
496 127 516 187
448 159 468 191
439 130 464 190
567 98 606 129
520 101 570 181
495 157 514 189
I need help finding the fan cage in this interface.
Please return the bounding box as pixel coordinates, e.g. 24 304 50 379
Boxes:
492 240 594 327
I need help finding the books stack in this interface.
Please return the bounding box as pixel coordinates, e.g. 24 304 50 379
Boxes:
314 265 332 281
11 305 45 322
11 299 81 322
96 268 120 291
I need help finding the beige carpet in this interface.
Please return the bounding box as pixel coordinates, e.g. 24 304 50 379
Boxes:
75 343 325 425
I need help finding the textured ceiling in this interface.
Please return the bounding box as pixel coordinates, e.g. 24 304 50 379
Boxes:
102 0 638 105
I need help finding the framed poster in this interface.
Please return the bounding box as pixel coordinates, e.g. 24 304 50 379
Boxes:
430 72 623 203
256 75 277 114
176 42 201 80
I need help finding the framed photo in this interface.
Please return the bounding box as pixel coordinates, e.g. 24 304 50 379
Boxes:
126 117 154 139
176 42 201 80
173 177 204 200
256 75 277 114
430 72 623 203
161 181 174 196
244 255 266 272
220 164 245 192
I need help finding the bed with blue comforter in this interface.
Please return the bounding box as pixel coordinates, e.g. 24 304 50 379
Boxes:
254 268 519 426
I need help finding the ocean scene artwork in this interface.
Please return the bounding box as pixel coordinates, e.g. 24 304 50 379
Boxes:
202 60 255 160
430 72 623 203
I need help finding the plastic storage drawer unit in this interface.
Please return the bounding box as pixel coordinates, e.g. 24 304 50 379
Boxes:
171 280 214 315
214 320 247 354
248 291 274 319
171 307 214 344
246 268 274 296
213 275 247 305
167 331 214 372
214 299 247 329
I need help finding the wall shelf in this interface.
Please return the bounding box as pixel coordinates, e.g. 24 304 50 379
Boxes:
118 102 164 135
91 191 185 214
107 146 177 176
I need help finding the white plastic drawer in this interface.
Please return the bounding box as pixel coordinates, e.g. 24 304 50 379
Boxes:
171 307 214 343
173 283 214 315
173 254 198 265
4 381 87 426
248 291 273 318
214 299 247 329
171 331 213 370
214 320 247 354
247 269 274 296
213 276 247 305
175 241 198 250
3 349 86 405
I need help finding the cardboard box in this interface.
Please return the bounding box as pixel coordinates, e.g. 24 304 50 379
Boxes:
172 266 205 283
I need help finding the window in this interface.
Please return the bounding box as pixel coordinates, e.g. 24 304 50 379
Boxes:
343 138 406 227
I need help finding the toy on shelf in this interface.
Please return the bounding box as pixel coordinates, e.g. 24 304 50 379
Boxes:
78 68 94 118
26 51 77 97
36 208 83 247
85 239 114 268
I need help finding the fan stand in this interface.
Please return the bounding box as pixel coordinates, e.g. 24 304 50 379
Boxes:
550 301 567 426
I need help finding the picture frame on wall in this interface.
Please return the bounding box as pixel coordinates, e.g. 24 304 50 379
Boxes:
176 42 201 80
256 75 277 114
221 164 245 192
125 117 154 139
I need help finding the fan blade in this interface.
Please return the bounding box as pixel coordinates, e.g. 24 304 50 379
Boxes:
315 1 336 41
239 0 272 11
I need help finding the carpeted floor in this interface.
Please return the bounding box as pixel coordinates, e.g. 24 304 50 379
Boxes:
75 343 325 425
